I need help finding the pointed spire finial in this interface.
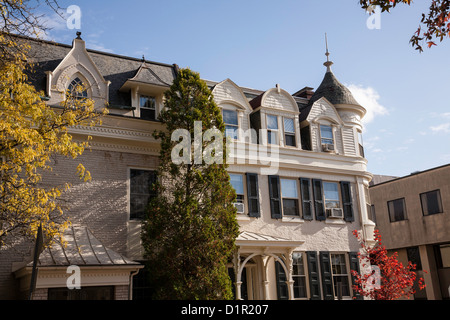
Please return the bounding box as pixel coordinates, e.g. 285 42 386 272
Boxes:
323 33 333 72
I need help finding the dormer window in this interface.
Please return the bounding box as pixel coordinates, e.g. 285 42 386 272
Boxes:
140 95 156 120
320 124 334 152
223 109 239 140
68 77 88 99
267 115 278 145
283 118 296 147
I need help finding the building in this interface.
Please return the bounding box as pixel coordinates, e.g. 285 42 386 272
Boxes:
369 164 450 300
0 33 375 300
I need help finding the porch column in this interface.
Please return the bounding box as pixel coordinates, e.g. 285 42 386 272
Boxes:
233 249 242 300
235 281 242 300
261 255 270 300
285 249 295 300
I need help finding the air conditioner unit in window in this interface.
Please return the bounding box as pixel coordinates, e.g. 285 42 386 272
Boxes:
327 208 343 218
233 202 245 214
322 143 335 152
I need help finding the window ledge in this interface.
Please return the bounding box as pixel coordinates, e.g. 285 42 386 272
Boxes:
282 216 304 223
237 214 251 221
325 218 346 225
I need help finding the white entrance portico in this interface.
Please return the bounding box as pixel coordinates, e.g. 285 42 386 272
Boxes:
232 231 304 300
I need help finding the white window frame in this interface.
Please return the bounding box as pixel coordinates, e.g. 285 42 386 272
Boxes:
320 124 334 150
280 178 300 217
223 109 239 140
283 117 296 147
267 114 279 145
330 253 351 299
292 252 308 299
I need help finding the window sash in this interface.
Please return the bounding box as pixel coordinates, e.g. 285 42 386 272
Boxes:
388 198 407 222
267 115 278 130
130 169 157 220
140 96 156 109
292 253 307 299
420 190 443 216
229 174 244 196
323 182 340 209
330 254 350 297
320 125 333 145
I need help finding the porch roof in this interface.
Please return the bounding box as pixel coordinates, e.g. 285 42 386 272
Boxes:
236 231 304 248
28 225 140 267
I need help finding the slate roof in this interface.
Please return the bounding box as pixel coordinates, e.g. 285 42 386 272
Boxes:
308 70 361 107
299 70 361 122
30 225 139 267
14 34 177 108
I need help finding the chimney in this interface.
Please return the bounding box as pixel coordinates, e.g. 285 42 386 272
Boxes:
293 87 315 100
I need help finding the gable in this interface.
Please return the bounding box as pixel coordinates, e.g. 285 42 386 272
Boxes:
261 87 298 113
212 79 252 112
306 97 343 125
47 38 110 109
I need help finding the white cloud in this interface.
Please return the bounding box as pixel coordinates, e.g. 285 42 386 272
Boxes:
347 84 388 124
431 123 450 134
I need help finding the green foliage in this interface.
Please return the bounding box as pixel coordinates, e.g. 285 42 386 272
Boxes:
141 68 239 300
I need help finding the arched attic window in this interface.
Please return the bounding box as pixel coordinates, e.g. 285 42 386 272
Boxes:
68 77 88 100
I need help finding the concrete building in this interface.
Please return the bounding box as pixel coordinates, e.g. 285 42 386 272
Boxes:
370 164 450 300
0 34 375 300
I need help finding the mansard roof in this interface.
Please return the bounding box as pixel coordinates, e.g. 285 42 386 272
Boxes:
15 34 177 107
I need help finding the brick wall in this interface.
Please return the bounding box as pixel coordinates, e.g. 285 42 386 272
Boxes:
0 147 158 299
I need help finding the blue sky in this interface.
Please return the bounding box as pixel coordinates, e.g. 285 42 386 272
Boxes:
40 0 450 177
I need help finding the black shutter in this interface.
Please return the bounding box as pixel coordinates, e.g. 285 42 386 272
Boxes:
306 251 321 300
319 251 334 300
340 181 354 222
246 173 260 218
268 175 282 219
312 179 325 221
275 261 289 300
349 252 363 300
300 178 314 221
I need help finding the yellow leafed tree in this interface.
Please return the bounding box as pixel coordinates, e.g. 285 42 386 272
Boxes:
0 31 107 247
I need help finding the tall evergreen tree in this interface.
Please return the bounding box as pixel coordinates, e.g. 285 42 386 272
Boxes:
141 68 239 300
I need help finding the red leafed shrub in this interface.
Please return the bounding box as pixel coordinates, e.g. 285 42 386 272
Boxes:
351 229 426 300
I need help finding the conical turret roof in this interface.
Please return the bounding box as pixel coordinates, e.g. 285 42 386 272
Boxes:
308 70 361 107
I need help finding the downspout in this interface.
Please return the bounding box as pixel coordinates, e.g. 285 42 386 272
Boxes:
128 268 140 300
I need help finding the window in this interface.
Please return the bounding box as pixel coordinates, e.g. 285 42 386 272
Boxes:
267 115 278 145
68 77 88 99
320 125 334 145
435 244 450 268
229 173 260 217
48 286 114 300
331 254 350 297
280 179 299 216
139 95 156 120
323 182 340 209
284 118 296 147
223 109 239 140
388 198 407 222
358 130 365 157
292 252 307 299
229 173 244 204
406 247 422 270
420 190 443 216
130 169 157 220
